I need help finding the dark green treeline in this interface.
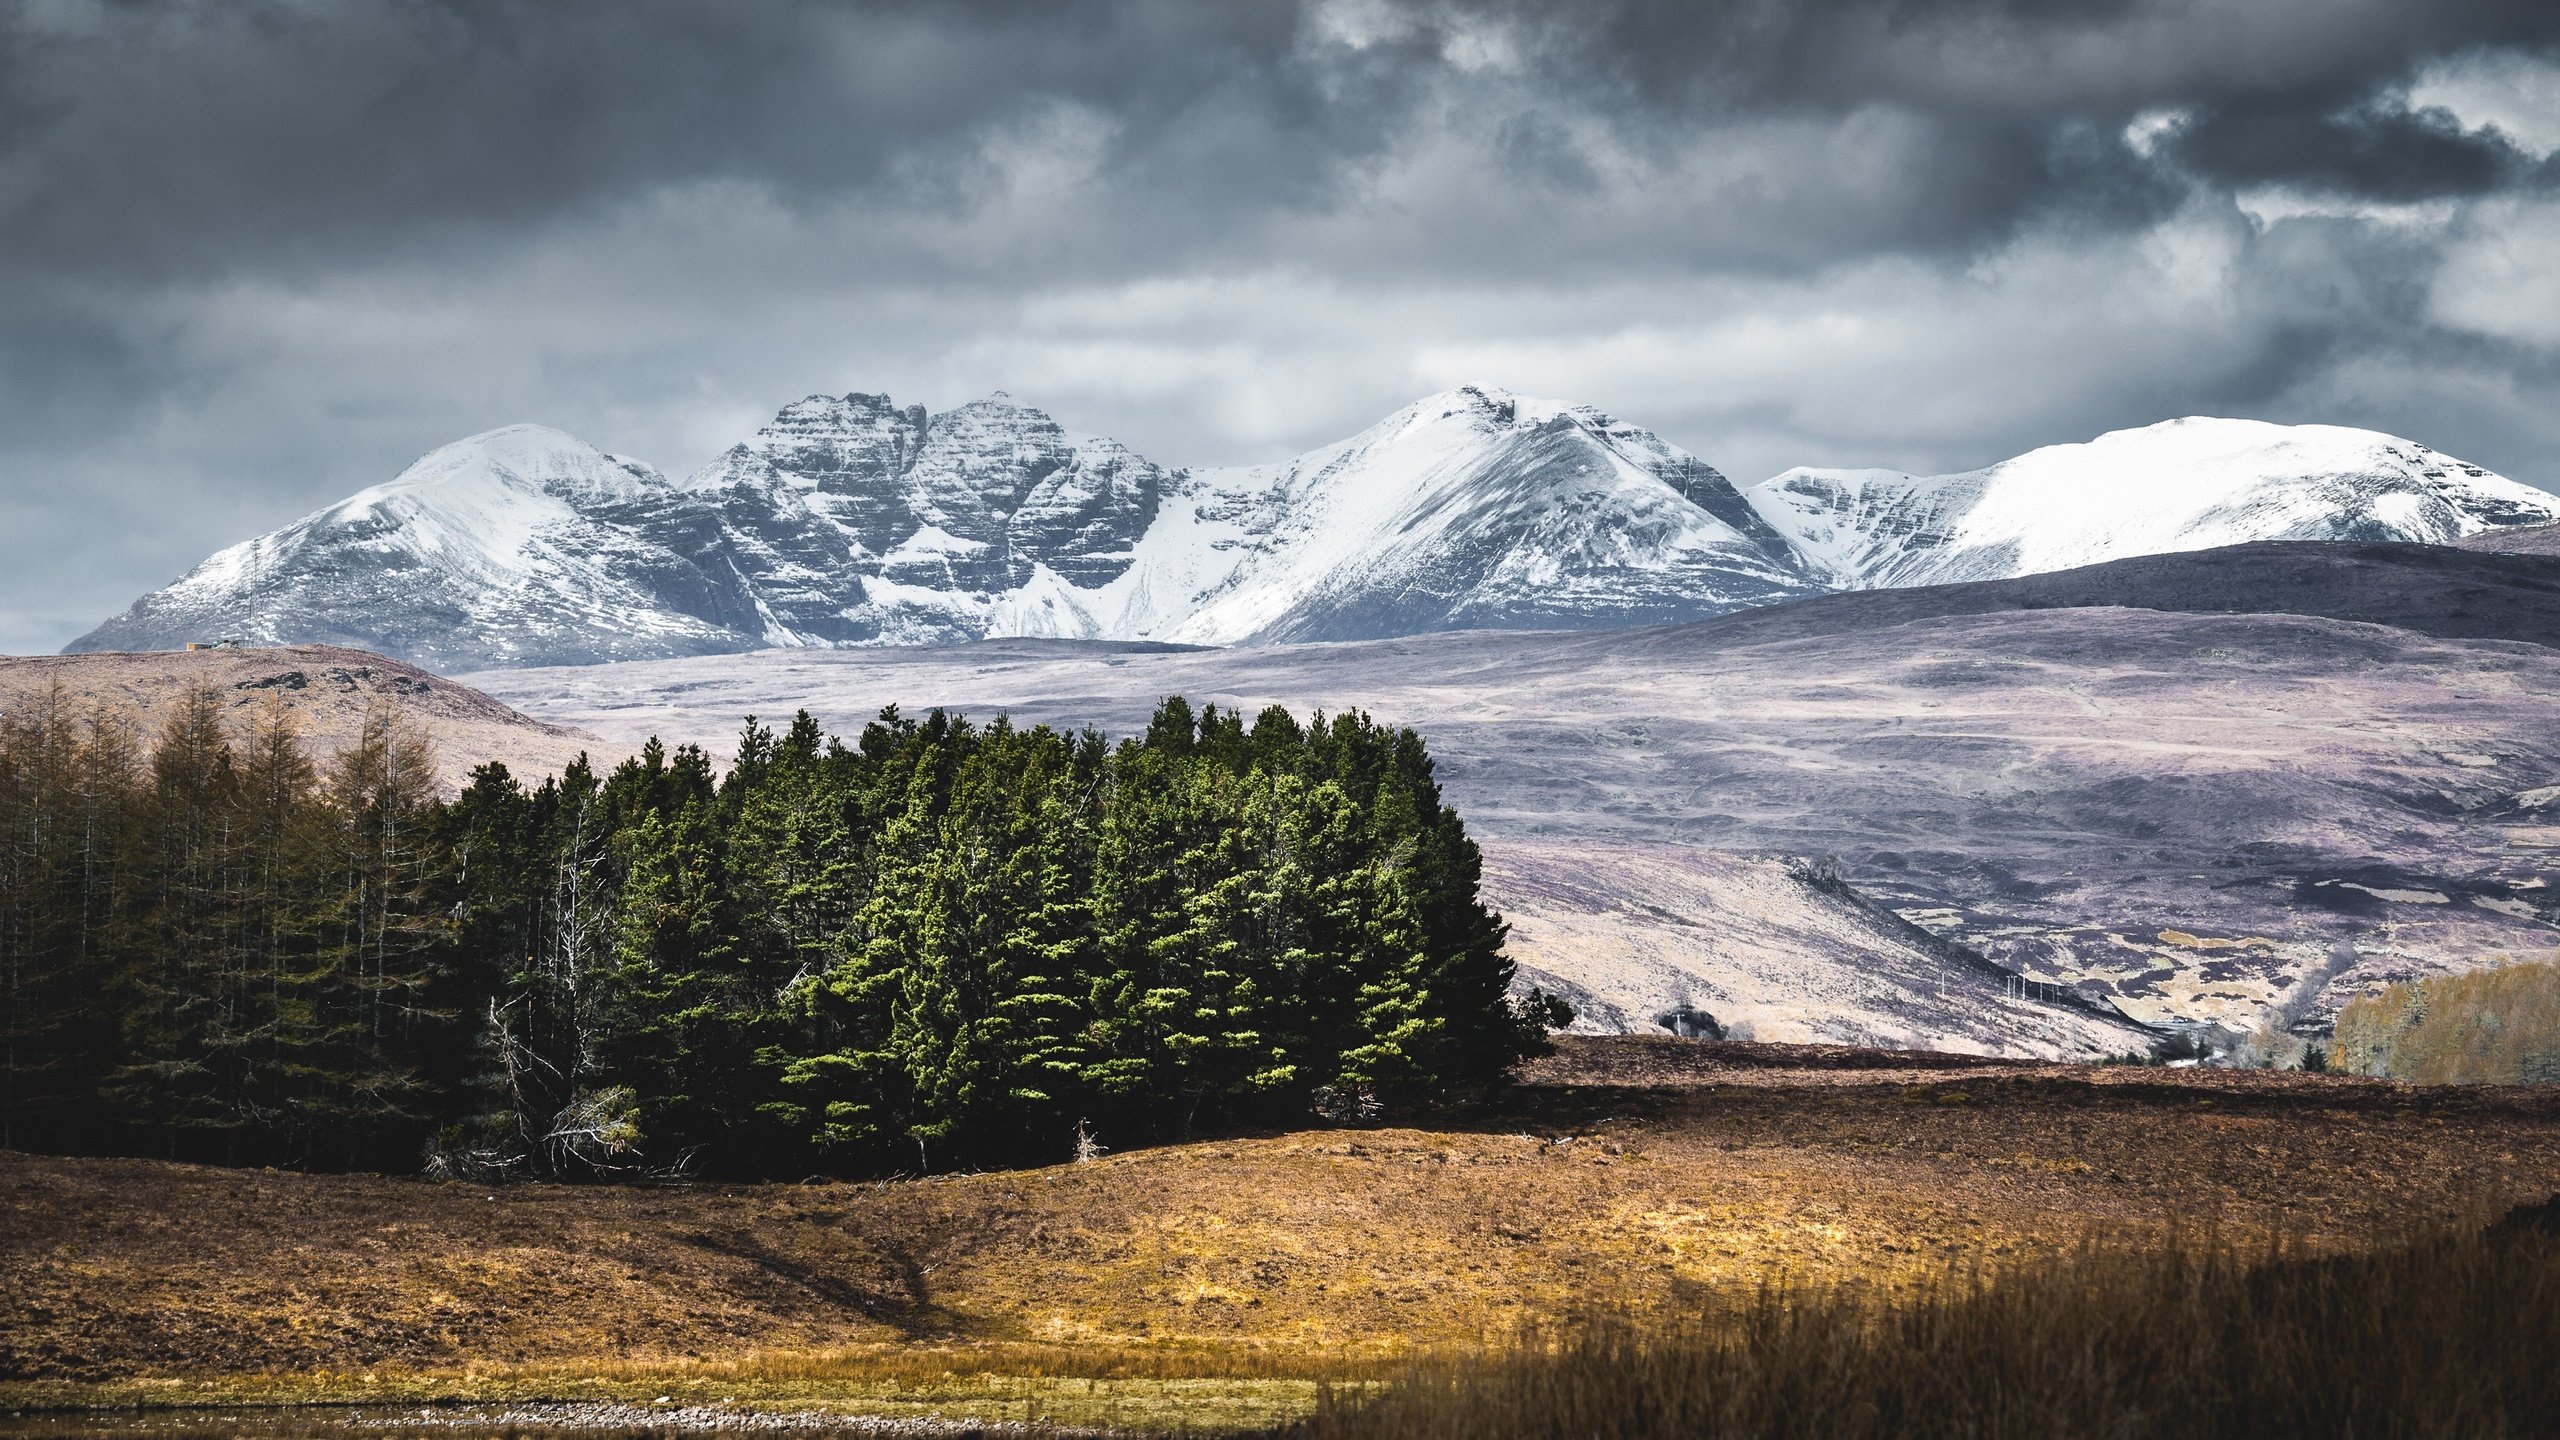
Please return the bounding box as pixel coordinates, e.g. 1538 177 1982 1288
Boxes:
0 687 1563 1177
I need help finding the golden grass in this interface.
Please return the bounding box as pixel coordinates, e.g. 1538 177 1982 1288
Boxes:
6 1040 2559 1433
3 1365 1349 1435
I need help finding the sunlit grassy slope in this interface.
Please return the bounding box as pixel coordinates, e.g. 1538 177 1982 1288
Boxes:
5 1039 2557 1432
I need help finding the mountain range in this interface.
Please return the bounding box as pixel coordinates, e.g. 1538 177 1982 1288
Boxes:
68 386 2560 668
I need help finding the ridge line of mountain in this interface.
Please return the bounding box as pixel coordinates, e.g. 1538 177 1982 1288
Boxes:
68 385 2560 669
1666 537 2560 652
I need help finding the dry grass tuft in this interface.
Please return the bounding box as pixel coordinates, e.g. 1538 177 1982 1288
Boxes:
1296 1211 2560 1440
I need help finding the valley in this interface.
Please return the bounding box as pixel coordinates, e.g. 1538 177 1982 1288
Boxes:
470 573 2560 1053
15 9 2560 1435
28 535 2560 1057
58 373 2560 1056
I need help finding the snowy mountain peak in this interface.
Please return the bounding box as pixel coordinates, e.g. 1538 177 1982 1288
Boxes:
2012 415 2506 489
1748 415 2560 590
1372 384 1599 442
697 393 929 505
395 424 667 507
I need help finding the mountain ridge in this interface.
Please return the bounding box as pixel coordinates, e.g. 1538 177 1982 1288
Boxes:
1678 538 2560 651
1747 416 2559 590
68 391 2560 668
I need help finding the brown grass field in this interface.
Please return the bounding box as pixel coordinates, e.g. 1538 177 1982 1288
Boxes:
5 1038 2558 1432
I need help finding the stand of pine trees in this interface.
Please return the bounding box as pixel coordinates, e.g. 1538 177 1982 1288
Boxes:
0 685 447 1169
0 688 1565 1178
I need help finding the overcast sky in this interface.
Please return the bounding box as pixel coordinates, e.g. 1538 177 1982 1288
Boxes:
5 0 2559 652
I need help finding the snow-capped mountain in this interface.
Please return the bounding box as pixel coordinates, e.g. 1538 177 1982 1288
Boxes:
70 397 2560 669
1747 417 2560 590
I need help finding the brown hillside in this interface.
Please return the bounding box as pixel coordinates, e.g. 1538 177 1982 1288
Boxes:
5 1038 2556 1390
0 645 605 792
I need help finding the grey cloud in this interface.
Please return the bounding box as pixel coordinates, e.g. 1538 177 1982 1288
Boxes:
1524 0 2557 115
11 1 2553 288
2171 95 2546 200
4 0 2560 653
0 0 1443 282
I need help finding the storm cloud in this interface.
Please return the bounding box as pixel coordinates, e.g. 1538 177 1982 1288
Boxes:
4 0 2558 651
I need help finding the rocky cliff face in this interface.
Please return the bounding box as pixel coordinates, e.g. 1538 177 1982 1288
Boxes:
71 398 2560 669
622 391 1170 648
